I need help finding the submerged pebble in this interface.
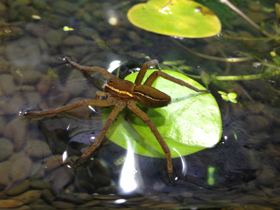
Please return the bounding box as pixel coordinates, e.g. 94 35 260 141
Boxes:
0 161 12 186
29 162 44 180
51 201 75 209
28 204 54 210
63 35 87 46
32 0 49 10
79 200 100 208
45 29 63 47
0 57 10 72
44 155 70 171
47 82 70 109
36 75 54 96
41 189 55 203
0 199 23 208
12 190 42 204
24 92 41 107
30 180 52 189
5 180 31 196
0 94 24 115
0 138 13 161
45 165 74 194
14 69 42 85
76 193 93 201
26 139 52 159
25 23 50 38
10 156 33 182
0 74 16 95
65 70 91 97
0 27 24 42
3 117 28 151
0 116 6 134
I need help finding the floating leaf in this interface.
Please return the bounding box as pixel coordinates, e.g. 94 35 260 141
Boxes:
218 91 237 103
103 70 222 158
218 91 227 95
228 92 237 99
221 95 229 101
127 0 221 38
207 166 215 185
63 26 74 31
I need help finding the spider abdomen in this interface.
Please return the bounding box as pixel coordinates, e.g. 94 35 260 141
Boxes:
133 85 171 108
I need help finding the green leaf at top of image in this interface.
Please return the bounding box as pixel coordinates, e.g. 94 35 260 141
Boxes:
102 70 222 158
127 0 221 38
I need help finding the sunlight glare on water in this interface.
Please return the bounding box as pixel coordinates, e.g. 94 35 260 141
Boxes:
119 140 137 193
108 60 121 73
159 6 172 15
173 148 187 176
62 150 68 163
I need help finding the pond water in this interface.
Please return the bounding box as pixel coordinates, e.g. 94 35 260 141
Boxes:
0 0 280 209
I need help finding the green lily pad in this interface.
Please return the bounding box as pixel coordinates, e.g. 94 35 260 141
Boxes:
127 0 221 38
103 70 222 158
218 91 237 103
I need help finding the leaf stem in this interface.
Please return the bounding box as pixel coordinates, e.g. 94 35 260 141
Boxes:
215 74 263 81
172 39 253 62
220 0 274 38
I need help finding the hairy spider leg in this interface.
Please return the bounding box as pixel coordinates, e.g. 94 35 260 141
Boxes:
134 59 209 93
75 100 126 165
24 97 117 118
144 71 210 93
127 100 173 181
64 57 113 79
134 59 160 85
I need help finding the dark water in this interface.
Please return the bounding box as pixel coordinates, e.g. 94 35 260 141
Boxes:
0 0 280 209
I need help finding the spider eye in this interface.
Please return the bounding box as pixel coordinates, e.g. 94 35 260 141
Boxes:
109 78 113 83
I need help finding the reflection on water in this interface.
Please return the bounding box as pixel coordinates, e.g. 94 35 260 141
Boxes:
173 147 187 177
0 0 280 209
119 140 138 193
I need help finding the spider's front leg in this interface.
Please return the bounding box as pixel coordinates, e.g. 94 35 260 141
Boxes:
144 71 210 93
64 57 113 80
135 59 209 93
127 100 173 181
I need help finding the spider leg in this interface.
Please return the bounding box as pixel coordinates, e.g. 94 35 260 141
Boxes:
79 70 103 91
75 100 126 165
135 59 160 85
96 91 110 99
24 97 117 118
64 57 113 80
127 100 173 181
144 71 210 93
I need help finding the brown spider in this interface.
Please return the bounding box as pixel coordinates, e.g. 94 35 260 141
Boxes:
24 57 210 181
